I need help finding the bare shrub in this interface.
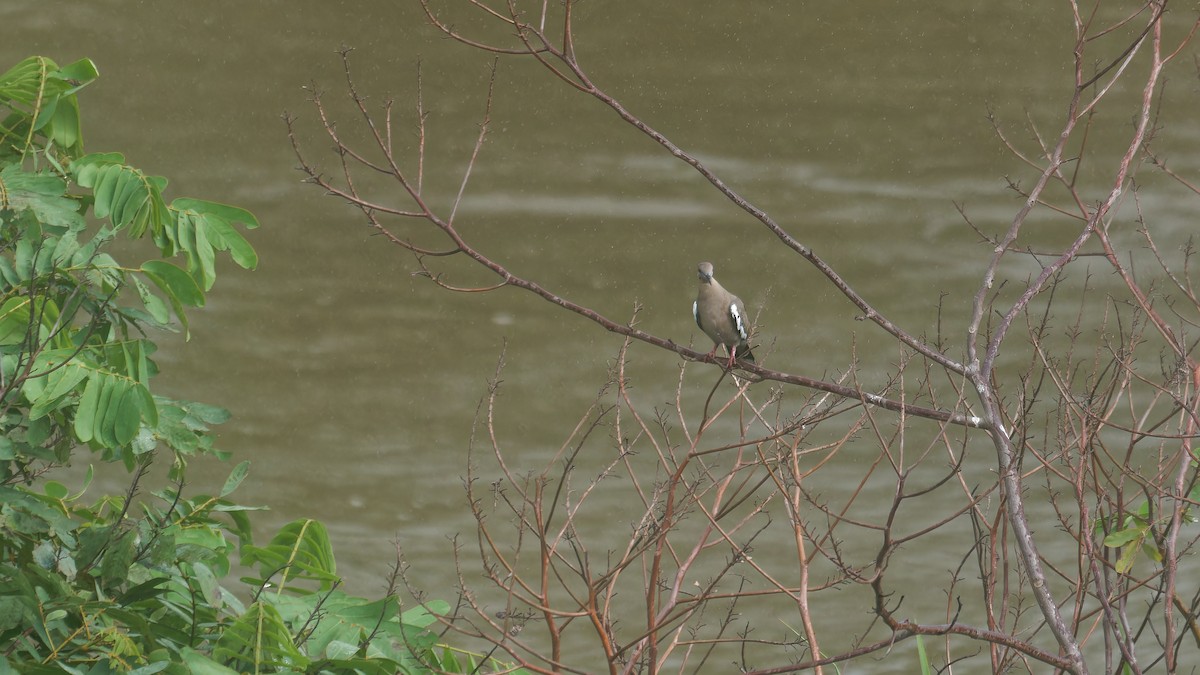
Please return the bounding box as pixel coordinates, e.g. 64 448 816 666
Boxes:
288 2 1200 672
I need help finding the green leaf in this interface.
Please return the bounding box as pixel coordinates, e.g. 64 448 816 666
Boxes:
173 198 259 271
14 228 34 280
69 157 165 232
113 382 141 446
439 646 462 672
90 164 120 219
0 297 31 346
1115 541 1140 574
191 561 223 610
270 591 439 669
1103 527 1144 548
916 634 932 675
43 481 67 500
130 275 170 324
70 152 124 188
50 229 80 264
191 211 217 290
43 94 83 155
132 383 157 428
116 577 170 605
111 166 145 226
0 56 91 157
325 640 361 660
401 600 450 629
141 260 204 307
172 198 260 230
241 519 339 593
99 528 136 589
208 215 258 270
1143 541 1164 564
41 59 97 156
171 207 195 261
183 400 231 426
131 427 156 455
0 56 59 105
128 188 168 240
86 251 122 289
0 256 20 286
73 371 102 443
91 373 119 448
180 647 241 675
29 359 89 420
126 662 170 675
220 461 250 497
53 58 99 93
0 165 84 230
213 602 309 671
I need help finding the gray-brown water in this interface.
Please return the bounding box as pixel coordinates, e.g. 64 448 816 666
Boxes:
7 2 1200 672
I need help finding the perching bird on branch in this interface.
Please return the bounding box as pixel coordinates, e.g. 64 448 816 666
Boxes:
693 261 756 368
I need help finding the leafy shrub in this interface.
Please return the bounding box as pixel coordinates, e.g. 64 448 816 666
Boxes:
0 56 479 674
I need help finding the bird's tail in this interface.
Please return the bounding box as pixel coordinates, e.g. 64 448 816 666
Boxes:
735 344 756 363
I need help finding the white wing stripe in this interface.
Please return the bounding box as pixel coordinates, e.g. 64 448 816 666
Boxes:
729 303 747 340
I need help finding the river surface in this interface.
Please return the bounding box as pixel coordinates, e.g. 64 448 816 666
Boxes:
6 2 1200 672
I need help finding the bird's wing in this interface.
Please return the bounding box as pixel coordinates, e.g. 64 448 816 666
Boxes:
729 296 749 342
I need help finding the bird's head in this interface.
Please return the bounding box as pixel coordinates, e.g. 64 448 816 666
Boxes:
697 261 714 283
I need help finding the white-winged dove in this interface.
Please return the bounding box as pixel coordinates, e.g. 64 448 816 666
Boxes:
693 261 756 367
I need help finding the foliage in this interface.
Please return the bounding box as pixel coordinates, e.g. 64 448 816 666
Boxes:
0 55 491 674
